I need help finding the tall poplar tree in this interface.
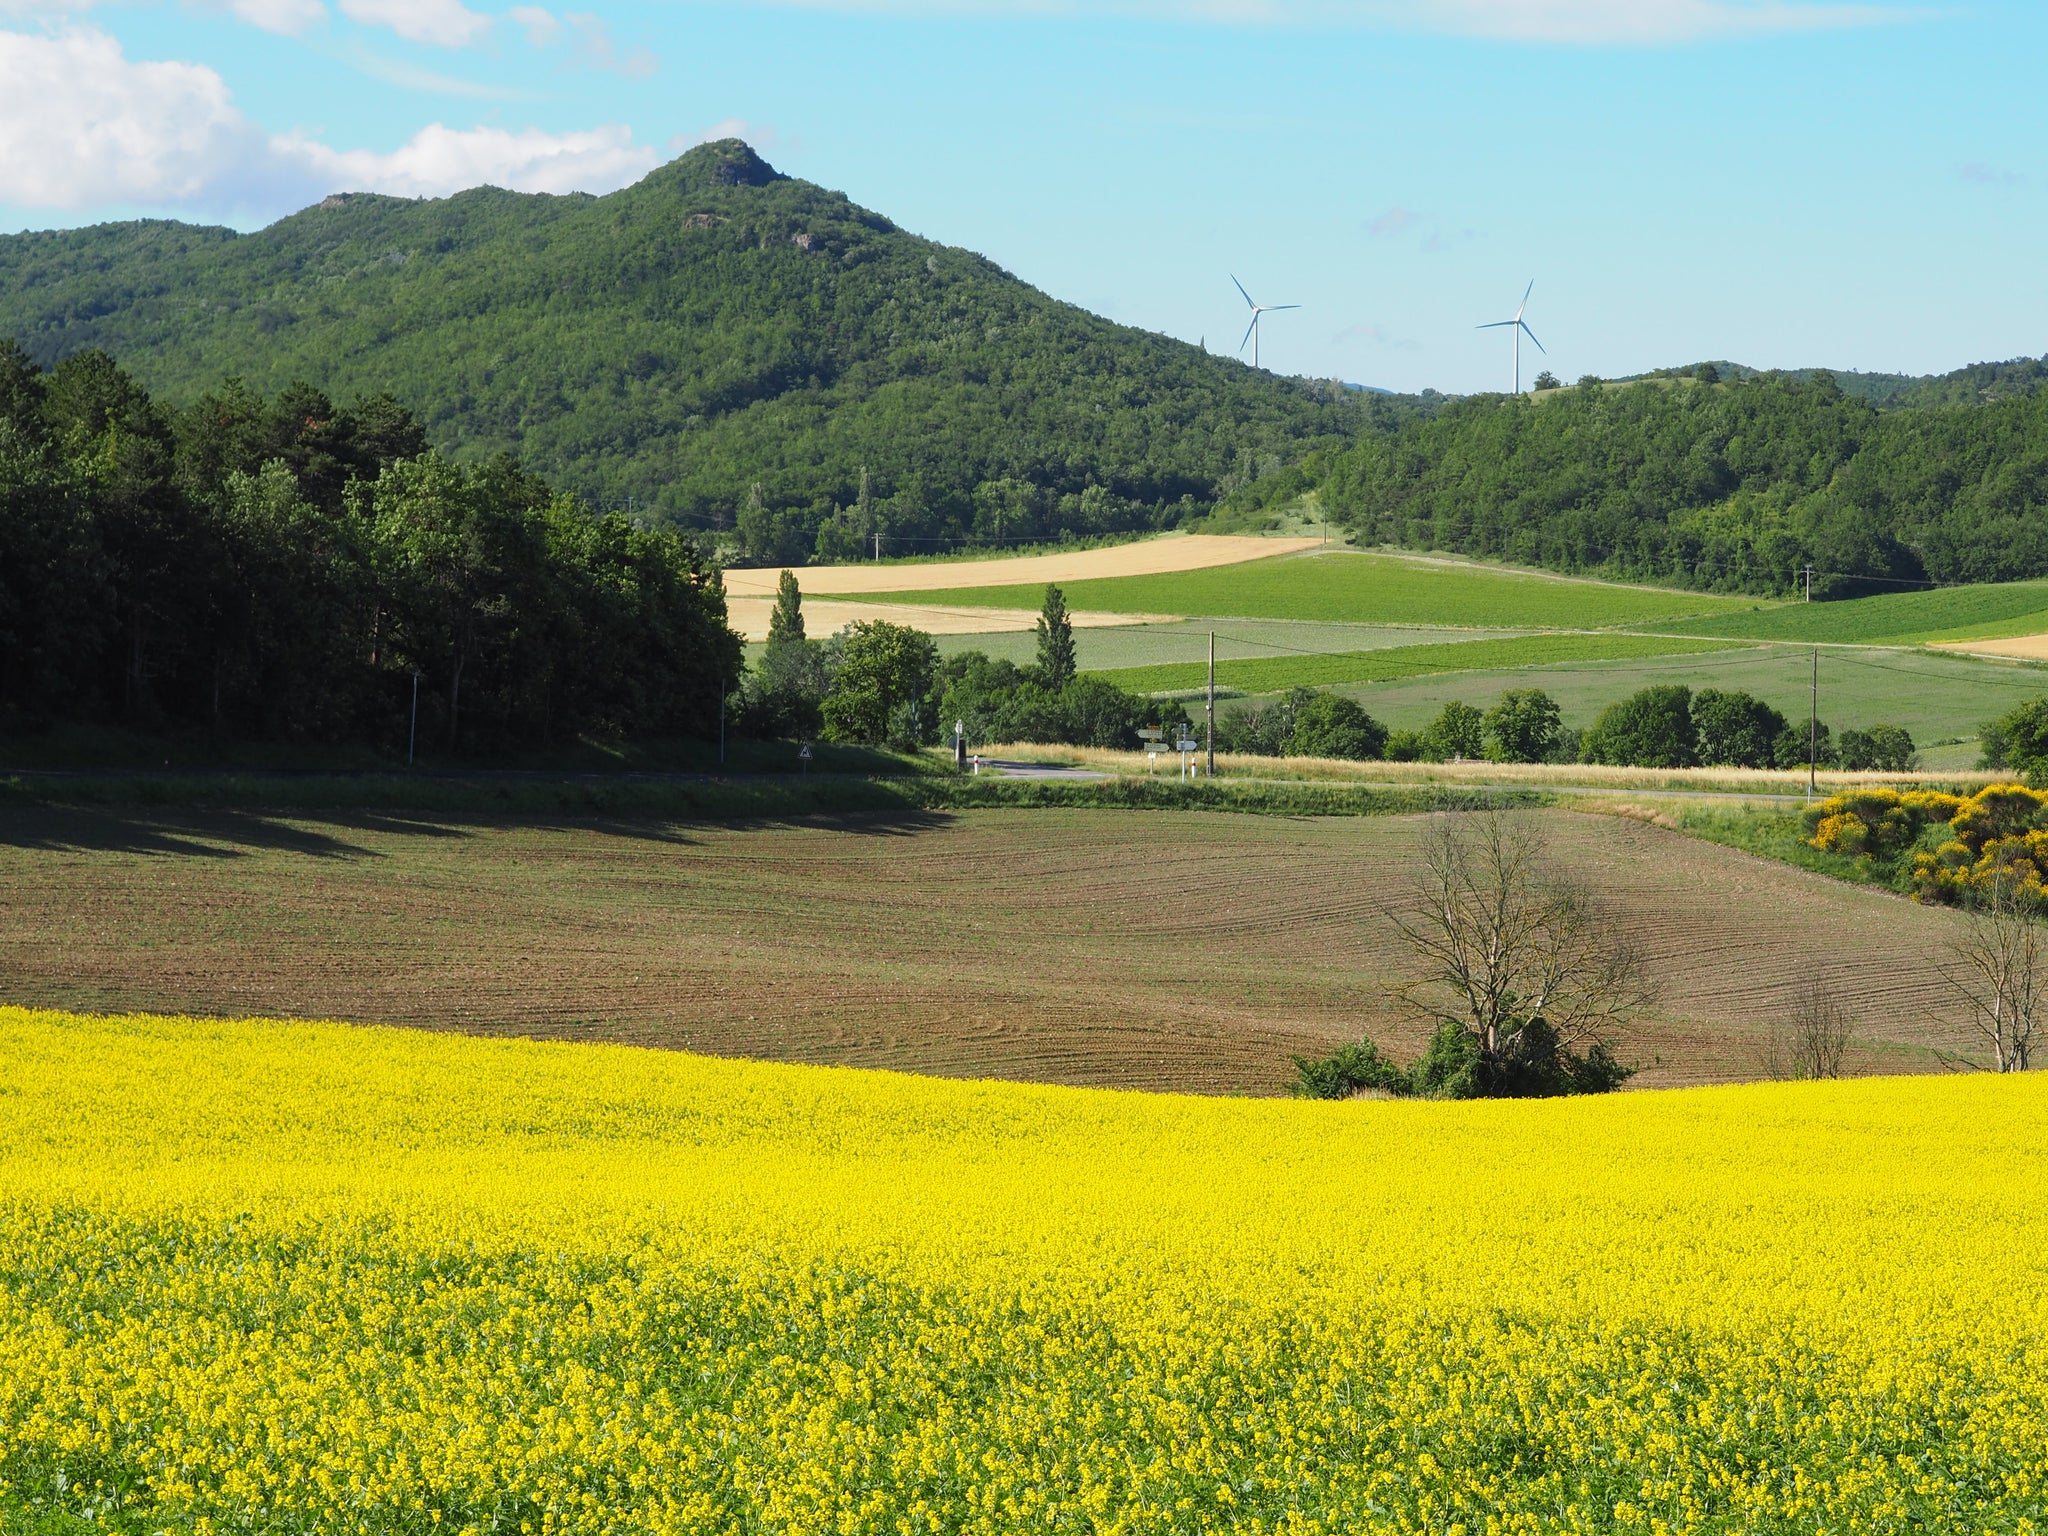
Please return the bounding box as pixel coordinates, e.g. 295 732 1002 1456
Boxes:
1035 584 1076 690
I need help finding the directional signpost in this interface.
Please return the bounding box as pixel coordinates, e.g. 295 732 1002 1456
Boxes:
1137 725 1165 774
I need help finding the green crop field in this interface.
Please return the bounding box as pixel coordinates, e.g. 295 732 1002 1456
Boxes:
1091 633 1750 695
925 620 1524 672
1651 578 2048 645
856 550 1768 629
1309 642 2048 744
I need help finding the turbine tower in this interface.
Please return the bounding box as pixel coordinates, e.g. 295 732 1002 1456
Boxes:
1232 275 1298 370
1478 280 1545 394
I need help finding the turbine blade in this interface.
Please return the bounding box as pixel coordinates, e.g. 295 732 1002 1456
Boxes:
1240 316 1259 352
1517 278 1534 317
1270 304 1301 311
1520 322 1546 354
1477 320 1515 329
1231 274 1255 309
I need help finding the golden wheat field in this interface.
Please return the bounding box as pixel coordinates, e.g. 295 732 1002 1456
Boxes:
2 1006 2045 1535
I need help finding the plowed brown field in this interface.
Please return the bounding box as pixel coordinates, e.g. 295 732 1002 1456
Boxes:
0 806 1977 1093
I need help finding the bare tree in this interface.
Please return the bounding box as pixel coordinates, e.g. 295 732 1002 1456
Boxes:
1766 981 1854 1080
1940 864 2042 1073
1387 808 1656 1091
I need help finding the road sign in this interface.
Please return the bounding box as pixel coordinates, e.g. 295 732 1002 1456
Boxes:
1137 727 1166 742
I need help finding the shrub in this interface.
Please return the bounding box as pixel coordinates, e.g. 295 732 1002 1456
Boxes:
1980 695 2048 775
1582 685 1696 768
1692 689 1788 769
1317 1020 1634 1102
1421 700 1484 761
1802 787 1962 861
1289 1040 1409 1099
938 651 1174 751
1286 693 1388 761
1837 724 1915 773
1384 728 1424 762
1482 688 1561 764
1912 783 2048 906
821 620 940 747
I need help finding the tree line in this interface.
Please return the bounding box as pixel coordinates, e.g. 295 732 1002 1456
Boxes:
0 343 739 752
1228 369 2048 597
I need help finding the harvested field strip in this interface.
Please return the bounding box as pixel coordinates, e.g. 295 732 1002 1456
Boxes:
721 534 1316 597
2 1009 2045 1534
0 804 1980 1092
1092 632 1752 693
853 550 1765 628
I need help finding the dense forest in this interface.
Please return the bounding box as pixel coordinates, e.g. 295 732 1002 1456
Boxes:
0 140 1397 564
1229 369 2048 597
0 343 737 749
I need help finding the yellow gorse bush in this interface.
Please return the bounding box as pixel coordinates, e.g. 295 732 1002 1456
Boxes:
1802 787 1967 859
1 1006 2047 1534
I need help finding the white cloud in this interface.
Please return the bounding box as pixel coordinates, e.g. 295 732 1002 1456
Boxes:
511 6 657 75
1366 205 1418 237
284 122 657 197
202 0 327 35
508 2 559 44
0 24 659 214
0 26 264 207
734 0 1916 43
336 0 491 47
565 12 656 75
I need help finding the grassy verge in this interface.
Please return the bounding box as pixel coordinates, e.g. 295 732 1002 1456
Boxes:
1662 803 1918 893
1091 633 1751 694
989 745 2001 798
0 771 1546 820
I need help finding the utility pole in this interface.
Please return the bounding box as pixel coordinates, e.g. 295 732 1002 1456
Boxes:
1206 631 1216 778
1803 564 1814 602
719 676 727 768
1808 648 1819 801
407 670 420 767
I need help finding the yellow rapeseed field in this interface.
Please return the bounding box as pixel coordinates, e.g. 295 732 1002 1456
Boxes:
1 1005 2045 1535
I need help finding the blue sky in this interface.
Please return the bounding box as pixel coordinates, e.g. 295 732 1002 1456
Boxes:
0 0 2037 393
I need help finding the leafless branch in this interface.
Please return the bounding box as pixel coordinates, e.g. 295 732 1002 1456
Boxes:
1386 808 1657 1065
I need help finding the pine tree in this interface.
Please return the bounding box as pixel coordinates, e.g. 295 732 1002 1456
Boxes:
1035 584 1076 690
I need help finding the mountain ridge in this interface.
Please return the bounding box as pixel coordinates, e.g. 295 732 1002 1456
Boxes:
0 140 1384 562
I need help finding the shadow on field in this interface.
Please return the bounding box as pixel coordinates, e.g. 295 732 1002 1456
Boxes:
0 803 961 859
0 805 418 860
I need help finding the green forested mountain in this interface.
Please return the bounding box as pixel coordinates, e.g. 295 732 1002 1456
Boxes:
0 140 1390 562
1232 371 2048 597
1615 357 2048 407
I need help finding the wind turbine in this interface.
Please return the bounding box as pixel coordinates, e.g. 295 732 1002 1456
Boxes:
1232 275 1298 370
1478 280 1545 394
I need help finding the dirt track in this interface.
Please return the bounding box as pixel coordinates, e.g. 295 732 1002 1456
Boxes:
722 535 1318 598
0 806 1981 1094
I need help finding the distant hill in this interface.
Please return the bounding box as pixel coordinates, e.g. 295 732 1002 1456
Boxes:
1618 357 2048 407
1228 368 2048 598
0 140 1418 562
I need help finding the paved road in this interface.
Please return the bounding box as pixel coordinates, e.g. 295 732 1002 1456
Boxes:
966 758 1110 781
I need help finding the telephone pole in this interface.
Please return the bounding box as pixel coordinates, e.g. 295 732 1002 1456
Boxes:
1206 631 1216 778
1803 564 1814 602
